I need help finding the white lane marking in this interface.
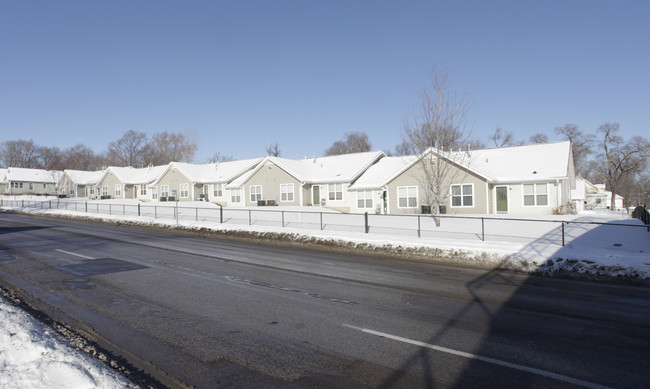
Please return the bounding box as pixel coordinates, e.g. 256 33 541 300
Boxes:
54 249 95 260
342 324 613 389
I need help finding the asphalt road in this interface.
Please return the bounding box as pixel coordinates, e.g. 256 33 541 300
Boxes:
0 212 648 388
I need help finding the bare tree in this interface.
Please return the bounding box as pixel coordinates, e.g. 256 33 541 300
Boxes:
148 130 198 165
38 146 63 170
105 130 149 167
598 123 650 210
488 128 516 147
0 139 40 168
553 124 595 176
61 144 102 171
324 132 372 156
211 152 234 163
265 142 281 157
400 70 471 225
529 133 549 144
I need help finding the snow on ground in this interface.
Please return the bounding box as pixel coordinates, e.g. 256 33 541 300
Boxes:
0 294 136 389
1 195 649 388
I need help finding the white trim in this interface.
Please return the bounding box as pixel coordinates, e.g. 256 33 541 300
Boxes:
522 182 549 207
397 186 418 209
249 185 262 203
450 183 475 208
280 183 294 202
356 190 373 209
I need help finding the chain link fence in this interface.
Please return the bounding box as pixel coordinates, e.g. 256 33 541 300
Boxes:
2 198 648 249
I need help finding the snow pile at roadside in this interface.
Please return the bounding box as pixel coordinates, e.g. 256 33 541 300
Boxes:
0 295 136 389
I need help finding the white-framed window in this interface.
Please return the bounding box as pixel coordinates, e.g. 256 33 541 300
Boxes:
89 186 95 195
140 185 147 196
328 183 343 201
357 190 373 209
398 186 418 208
160 185 169 198
69 185 75 195
102 185 108 196
451 184 474 207
231 188 242 203
523 183 548 206
250 185 262 202
214 183 223 197
115 184 122 197
280 183 294 202
180 183 189 198
11 182 23 189
151 188 158 200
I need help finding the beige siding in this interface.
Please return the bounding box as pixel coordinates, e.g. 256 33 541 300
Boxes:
156 168 193 201
386 159 488 215
97 172 122 198
243 163 301 206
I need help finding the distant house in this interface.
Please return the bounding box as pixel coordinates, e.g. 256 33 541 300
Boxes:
150 158 263 203
2 167 61 196
96 165 167 200
577 178 624 211
0 169 7 194
58 170 105 199
225 151 385 211
349 141 576 215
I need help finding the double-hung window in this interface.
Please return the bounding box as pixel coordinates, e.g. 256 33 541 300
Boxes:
231 188 242 203
250 185 262 202
214 183 223 197
115 184 122 197
160 185 169 198
329 183 343 201
398 186 418 208
102 185 108 197
140 185 147 196
523 183 548 206
357 190 373 209
180 183 189 198
280 183 294 202
451 184 474 207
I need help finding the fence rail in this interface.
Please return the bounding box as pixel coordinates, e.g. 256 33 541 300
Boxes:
1 198 648 248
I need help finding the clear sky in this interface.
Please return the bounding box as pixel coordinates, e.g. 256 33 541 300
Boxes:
1 0 648 162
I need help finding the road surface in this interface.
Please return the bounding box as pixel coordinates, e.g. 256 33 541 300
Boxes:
0 212 648 388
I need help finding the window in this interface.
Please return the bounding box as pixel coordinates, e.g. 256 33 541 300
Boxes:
161 185 169 198
214 183 223 197
69 185 75 195
102 185 108 196
115 184 122 197
357 190 373 209
11 182 23 189
523 183 548 206
89 186 95 195
231 188 242 203
140 185 147 196
398 186 418 208
280 183 294 202
151 188 158 200
451 184 474 207
43 183 47 189
180 183 189 198
250 185 262 202
29 183 34 190
329 183 343 201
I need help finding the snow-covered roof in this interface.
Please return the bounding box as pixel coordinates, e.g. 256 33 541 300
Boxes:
0 168 7 182
100 165 168 185
349 141 572 190
154 158 263 186
4 167 62 183
228 151 385 188
62 169 105 185
463 141 572 183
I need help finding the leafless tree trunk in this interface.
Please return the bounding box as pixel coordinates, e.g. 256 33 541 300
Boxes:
324 132 372 156
266 142 281 157
401 70 472 226
554 124 595 176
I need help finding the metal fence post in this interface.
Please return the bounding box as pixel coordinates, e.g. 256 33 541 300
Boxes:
418 215 421 238
320 212 323 231
109 204 112 215
85 202 88 213
220 205 223 223
561 222 565 247
138 203 141 217
249 209 252 225
282 211 284 227
482 217 485 241
364 212 369 233
196 207 198 222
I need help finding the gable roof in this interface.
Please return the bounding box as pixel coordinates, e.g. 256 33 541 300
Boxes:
62 169 105 185
4 167 62 183
349 141 572 190
228 151 385 188
99 165 167 186
152 158 264 186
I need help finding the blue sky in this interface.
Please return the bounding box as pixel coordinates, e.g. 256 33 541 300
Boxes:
1 1 648 162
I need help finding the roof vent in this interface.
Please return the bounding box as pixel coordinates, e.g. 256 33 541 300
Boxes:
533 171 537 174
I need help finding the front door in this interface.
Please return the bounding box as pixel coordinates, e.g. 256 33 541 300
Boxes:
496 186 508 213
313 186 320 206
